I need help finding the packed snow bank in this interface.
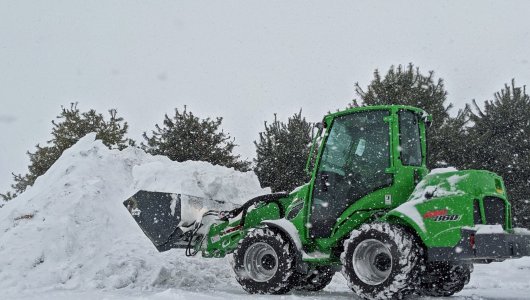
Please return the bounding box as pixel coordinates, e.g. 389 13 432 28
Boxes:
0 133 268 294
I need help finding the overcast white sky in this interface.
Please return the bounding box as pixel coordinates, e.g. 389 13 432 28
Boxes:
2 0 530 193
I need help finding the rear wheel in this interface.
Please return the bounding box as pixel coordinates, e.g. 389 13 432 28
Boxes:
418 262 472 297
232 227 296 294
341 223 423 300
293 266 335 292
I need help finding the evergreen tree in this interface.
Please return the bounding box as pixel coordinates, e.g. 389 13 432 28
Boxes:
353 63 463 168
254 110 312 192
2 103 131 200
465 80 530 228
142 106 250 171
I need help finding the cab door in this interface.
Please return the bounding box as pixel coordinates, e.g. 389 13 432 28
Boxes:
309 110 392 238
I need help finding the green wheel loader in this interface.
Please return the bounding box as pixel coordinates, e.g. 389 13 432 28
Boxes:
124 105 530 299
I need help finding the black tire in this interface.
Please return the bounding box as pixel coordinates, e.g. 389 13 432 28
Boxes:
418 262 472 297
293 266 335 292
232 227 296 294
341 223 424 300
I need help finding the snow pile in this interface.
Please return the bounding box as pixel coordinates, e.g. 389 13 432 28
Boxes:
474 224 506 234
428 167 458 175
408 172 468 203
0 133 268 295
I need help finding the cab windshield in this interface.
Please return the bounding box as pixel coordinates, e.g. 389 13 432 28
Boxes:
319 110 391 185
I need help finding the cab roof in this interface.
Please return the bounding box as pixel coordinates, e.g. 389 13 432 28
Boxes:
323 105 429 123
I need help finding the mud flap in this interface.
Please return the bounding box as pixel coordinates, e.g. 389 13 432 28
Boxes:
123 190 212 252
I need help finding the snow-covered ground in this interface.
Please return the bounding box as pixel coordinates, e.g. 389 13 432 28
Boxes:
8 256 530 300
1 134 529 300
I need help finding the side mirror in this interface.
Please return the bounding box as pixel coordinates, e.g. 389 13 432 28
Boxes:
419 113 433 128
312 122 325 139
423 116 433 128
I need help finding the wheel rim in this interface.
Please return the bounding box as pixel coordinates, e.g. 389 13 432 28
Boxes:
352 239 393 285
243 242 278 282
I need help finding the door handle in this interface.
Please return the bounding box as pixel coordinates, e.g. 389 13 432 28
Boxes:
321 174 329 192
413 169 420 185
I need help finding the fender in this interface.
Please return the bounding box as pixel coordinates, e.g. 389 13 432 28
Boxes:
261 219 308 273
383 207 428 241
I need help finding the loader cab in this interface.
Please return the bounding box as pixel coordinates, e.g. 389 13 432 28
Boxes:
307 106 429 239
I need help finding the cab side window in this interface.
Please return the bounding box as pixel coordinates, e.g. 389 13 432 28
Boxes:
398 110 422 166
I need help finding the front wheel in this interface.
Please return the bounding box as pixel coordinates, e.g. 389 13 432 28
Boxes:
232 227 296 294
341 223 423 300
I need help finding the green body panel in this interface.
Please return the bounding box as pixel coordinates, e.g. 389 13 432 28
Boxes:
203 199 289 257
383 169 510 248
284 184 311 245
201 104 514 266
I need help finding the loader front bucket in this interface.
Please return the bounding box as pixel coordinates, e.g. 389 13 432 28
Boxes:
123 190 196 251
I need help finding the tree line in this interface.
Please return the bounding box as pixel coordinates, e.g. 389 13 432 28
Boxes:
2 63 529 228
